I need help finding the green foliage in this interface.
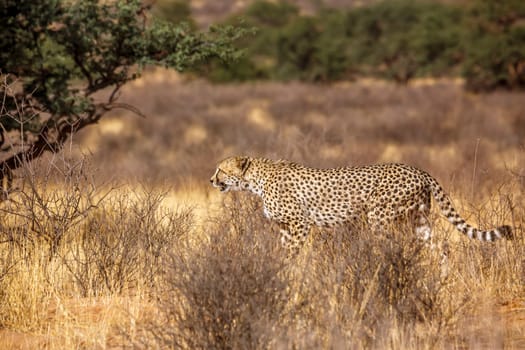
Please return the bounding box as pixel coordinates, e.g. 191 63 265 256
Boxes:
202 1 299 82
200 0 525 90
244 0 299 28
205 0 464 83
275 11 350 81
462 0 525 90
346 1 464 82
0 0 244 182
205 2 350 82
152 0 195 27
275 17 320 80
1 0 242 114
312 10 353 81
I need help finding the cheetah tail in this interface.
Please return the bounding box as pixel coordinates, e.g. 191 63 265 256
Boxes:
427 175 513 241
495 225 513 240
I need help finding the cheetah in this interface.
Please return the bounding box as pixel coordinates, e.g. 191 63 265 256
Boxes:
210 156 512 252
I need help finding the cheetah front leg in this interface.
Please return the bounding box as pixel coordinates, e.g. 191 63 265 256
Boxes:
279 221 310 256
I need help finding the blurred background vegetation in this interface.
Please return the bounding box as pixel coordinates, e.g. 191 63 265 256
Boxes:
160 0 525 91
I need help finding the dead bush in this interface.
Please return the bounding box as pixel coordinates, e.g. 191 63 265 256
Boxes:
66 186 192 296
141 195 290 349
137 196 467 349
0 153 106 257
0 154 192 331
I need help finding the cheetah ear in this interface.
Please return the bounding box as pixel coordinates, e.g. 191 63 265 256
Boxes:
237 156 251 175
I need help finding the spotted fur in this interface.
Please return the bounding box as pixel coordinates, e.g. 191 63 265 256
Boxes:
210 156 512 252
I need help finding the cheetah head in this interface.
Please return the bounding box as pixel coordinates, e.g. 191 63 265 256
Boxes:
210 156 252 193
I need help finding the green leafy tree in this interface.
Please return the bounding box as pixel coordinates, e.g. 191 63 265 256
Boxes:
152 0 195 27
275 17 320 80
346 1 463 83
203 0 465 83
463 0 525 91
201 0 299 82
0 0 244 194
275 10 350 81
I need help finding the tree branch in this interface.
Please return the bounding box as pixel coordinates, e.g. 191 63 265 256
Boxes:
0 101 109 189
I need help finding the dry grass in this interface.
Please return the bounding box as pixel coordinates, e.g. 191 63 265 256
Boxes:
0 73 524 348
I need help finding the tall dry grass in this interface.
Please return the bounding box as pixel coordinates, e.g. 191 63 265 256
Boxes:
0 75 524 348
139 189 524 349
0 152 192 348
0 156 523 348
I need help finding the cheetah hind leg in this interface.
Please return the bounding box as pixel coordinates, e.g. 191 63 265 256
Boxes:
413 202 449 277
414 203 432 242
